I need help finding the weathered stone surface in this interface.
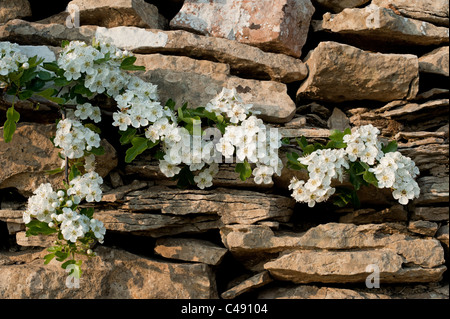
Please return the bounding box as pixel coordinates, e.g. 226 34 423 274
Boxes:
0 0 31 24
296 42 419 102
258 285 390 299
101 180 148 202
0 209 25 234
95 26 308 83
16 232 56 248
221 271 273 299
412 207 449 222
154 237 227 265
0 246 218 298
339 205 408 224
312 0 370 13
313 5 450 47
419 46 449 76
40 0 167 29
414 176 449 205
94 209 223 237
135 54 296 123
258 283 450 299
0 123 117 196
264 250 446 284
122 186 294 225
170 0 315 58
0 19 96 46
372 0 449 26
0 21 308 83
327 107 350 131
436 224 449 253
408 220 439 237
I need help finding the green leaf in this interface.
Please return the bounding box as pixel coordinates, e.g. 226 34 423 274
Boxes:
118 127 137 145
38 71 52 81
165 99 176 110
344 127 351 136
120 64 146 71
348 163 363 191
329 129 345 142
363 170 379 187
120 56 145 71
296 136 308 150
74 83 93 97
44 253 55 265
235 160 252 181
84 123 102 134
61 40 70 48
3 106 20 143
175 166 195 188
124 137 149 163
382 140 398 154
68 165 80 181
325 140 347 149
80 207 94 219
53 77 71 87
281 137 291 145
26 78 46 92
89 146 105 156
303 144 315 155
42 62 60 73
45 167 64 175
154 150 165 160
18 90 34 100
25 220 58 236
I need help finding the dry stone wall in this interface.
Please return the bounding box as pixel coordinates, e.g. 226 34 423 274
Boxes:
0 0 448 299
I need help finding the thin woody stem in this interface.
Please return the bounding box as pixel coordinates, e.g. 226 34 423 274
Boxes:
60 107 70 185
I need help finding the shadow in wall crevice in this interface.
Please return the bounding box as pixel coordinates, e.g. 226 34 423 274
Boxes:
27 0 71 22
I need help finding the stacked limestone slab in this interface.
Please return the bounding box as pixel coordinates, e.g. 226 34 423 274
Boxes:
0 0 448 299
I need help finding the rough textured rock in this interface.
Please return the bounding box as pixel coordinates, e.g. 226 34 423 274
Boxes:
221 271 273 299
327 107 350 131
0 123 117 196
372 0 449 26
339 205 408 224
0 0 32 24
16 232 56 247
1 21 308 83
313 5 450 47
95 26 308 83
412 207 449 222
419 46 449 77
408 220 439 236
121 186 294 225
135 54 296 123
39 0 167 29
414 176 449 205
296 42 419 102
170 0 315 58
0 19 96 46
258 284 390 299
154 237 227 265
264 250 446 284
436 224 449 253
0 246 218 298
258 283 450 299
312 0 370 13
95 209 223 237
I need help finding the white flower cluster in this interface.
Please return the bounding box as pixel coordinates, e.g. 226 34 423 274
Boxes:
54 117 101 159
288 124 420 207
23 176 106 244
369 151 420 205
156 88 282 188
343 124 384 165
289 149 349 207
0 42 29 77
113 81 168 131
58 41 131 96
67 171 104 204
205 87 255 123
